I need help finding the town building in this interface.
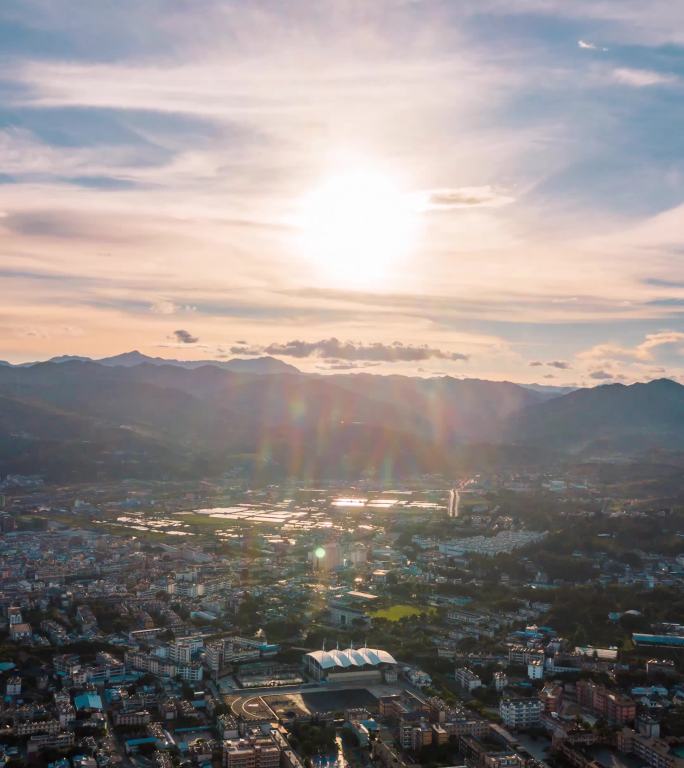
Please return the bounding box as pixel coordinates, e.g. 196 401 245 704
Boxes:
454 667 482 692
499 698 542 730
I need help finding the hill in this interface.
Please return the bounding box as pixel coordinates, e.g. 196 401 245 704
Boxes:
5 358 683 482
0 361 552 481
507 378 684 454
30 350 299 375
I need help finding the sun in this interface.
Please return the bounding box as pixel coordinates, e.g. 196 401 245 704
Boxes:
298 166 418 285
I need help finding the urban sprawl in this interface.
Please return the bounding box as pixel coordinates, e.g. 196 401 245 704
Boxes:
0 472 683 768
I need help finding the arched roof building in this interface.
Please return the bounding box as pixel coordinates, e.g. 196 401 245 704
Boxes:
304 646 398 682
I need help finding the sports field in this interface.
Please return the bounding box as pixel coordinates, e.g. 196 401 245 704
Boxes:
370 604 436 621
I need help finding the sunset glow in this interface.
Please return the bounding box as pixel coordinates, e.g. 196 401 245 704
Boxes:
0 1 683 385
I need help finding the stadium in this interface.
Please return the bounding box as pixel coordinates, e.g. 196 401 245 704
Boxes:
304 646 398 683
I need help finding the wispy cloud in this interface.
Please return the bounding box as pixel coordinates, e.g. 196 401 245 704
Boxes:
319 359 383 371
420 186 515 210
150 301 178 315
577 39 607 51
580 330 684 363
612 67 678 87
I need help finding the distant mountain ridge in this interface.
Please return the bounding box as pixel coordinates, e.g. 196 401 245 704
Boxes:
506 378 684 453
10 350 300 375
0 354 680 481
0 359 551 481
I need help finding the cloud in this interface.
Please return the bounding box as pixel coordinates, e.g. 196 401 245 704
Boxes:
229 344 263 355
543 374 555 379
248 338 470 362
2 0 684 378
529 361 543 367
319 359 383 371
547 360 571 369
578 39 608 51
150 300 177 315
420 186 515 210
638 331 684 356
589 369 614 380
643 278 684 289
173 329 198 344
612 68 678 87
580 331 684 363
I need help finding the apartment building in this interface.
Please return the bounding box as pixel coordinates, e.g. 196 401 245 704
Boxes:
508 646 544 665
114 711 151 727
223 736 281 768
617 728 684 768
576 681 636 724
455 667 482 692
499 698 542 729
399 719 433 752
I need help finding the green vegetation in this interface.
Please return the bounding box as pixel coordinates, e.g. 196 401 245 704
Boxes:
417 736 459 768
371 604 436 621
289 720 337 757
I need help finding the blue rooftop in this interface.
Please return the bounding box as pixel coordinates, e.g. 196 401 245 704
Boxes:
633 634 684 647
74 692 103 711
125 737 158 747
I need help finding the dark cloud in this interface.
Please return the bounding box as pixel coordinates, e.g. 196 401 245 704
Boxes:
543 374 556 379
547 360 571 369
3 210 141 242
319 359 383 371
589 369 614 380
643 277 684 289
230 344 262 355
173 329 198 344
647 297 684 307
4 211 95 239
260 338 469 362
529 361 543 367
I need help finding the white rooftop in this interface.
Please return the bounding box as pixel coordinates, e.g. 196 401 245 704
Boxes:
306 647 397 670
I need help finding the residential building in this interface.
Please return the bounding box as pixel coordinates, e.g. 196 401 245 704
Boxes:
223 736 281 768
455 667 482 692
576 681 636 724
617 728 684 768
499 698 542 729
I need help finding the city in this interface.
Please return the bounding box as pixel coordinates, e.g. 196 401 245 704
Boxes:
0 469 682 768
2 0 684 767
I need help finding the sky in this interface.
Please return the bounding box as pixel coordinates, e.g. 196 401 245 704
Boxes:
2 0 684 385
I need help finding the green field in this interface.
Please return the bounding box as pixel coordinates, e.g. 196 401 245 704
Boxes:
371 604 436 621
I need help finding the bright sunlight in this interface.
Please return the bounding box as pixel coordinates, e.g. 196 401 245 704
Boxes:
298 167 419 285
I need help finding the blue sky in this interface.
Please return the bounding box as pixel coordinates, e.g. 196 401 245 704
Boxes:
1 0 684 385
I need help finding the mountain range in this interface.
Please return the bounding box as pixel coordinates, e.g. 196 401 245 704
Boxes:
1 350 299 375
0 352 681 482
